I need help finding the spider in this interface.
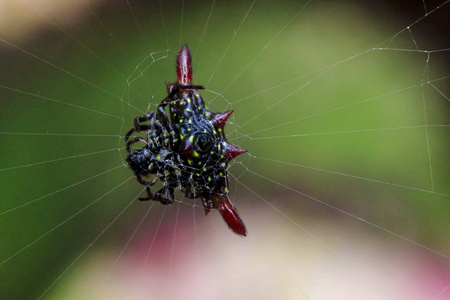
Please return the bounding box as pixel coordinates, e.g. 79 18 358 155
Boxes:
124 45 247 236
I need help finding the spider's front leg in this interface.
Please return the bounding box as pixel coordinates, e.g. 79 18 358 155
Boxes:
124 112 156 141
155 103 177 147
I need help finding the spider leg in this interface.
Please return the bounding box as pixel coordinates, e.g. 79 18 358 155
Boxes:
184 183 200 199
165 187 175 205
180 85 205 91
154 186 175 205
126 137 149 154
124 128 136 142
134 113 154 131
155 103 176 147
137 176 158 201
139 185 155 201
124 112 155 141
161 84 206 105
136 175 156 186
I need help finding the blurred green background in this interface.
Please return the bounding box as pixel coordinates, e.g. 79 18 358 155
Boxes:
0 0 449 299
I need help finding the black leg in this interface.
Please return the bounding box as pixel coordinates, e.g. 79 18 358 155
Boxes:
126 137 148 154
137 176 158 201
166 187 175 204
184 183 200 199
181 85 205 91
154 186 175 205
139 185 154 201
124 113 155 141
161 84 206 105
133 113 155 132
124 127 136 142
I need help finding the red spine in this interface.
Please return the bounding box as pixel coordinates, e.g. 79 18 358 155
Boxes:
217 195 247 236
176 44 192 86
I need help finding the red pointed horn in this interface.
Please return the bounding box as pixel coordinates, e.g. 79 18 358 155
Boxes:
212 110 233 128
177 44 192 86
216 195 246 236
224 143 247 162
165 82 174 94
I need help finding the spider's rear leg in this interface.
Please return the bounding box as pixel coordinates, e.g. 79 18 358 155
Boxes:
124 113 155 141
154 186 175 205
183 183 200 199
137 176 158 201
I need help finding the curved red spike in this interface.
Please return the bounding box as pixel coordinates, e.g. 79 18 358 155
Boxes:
177 44 192 86
165 82 174 94
224 143 247 162
216 195 246 236
212 110 233 129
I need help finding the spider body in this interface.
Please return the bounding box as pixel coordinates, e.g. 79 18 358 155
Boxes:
125 45 247 235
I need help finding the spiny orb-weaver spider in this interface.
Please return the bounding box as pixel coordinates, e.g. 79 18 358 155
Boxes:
124 45 247 236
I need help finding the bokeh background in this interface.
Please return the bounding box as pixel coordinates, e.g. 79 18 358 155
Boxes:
0 0 449 299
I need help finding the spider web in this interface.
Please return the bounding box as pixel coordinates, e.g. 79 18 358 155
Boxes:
0 0 449 299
